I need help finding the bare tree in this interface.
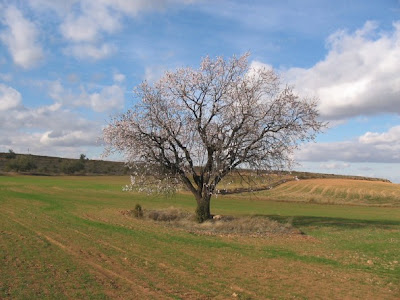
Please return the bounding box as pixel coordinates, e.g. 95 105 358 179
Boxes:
103 53 324 222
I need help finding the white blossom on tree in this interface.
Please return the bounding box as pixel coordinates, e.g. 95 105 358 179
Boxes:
103 53 324 222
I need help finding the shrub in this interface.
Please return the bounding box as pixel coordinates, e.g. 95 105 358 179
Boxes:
133 204 143 218
121 207 300 236
79 154 89 161
5 149 16 159
60 160 85 174
200 216 287 235
6 156 36 172
147 207 190 221
137 207 299 236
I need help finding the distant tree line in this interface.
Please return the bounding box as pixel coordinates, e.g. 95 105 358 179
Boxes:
6 155 37 172
0 151 127 175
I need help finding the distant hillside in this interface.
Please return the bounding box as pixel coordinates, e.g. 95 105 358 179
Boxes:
0 152 391 183
231 178 400 207
285 170 391 183
216 169 390 195
0 152 128 175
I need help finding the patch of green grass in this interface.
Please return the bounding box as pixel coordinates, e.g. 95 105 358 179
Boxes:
1 175 399 299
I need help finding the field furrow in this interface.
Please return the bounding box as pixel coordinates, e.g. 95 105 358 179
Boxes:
1 175 400 299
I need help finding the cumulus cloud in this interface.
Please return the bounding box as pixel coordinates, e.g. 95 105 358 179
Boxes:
28 0 196 60
78 85 125 112
0 98 82 132
58 0 171 43
60 2 120 42
27 0 75 16
0 84 22 111
0 85 101 156
113 72 126 83
0 5 44 68
56 0 132 60
359 126 400 145
144 65 169 83
39 130 98 147
63 43 115 60
319 162 350 170
278 21 400 120
296 125 400 163
48 80 125 112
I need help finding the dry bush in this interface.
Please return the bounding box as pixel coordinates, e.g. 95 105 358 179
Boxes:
195 216 295 235
123 207 299 236
146 207 191 221
133 204 143 218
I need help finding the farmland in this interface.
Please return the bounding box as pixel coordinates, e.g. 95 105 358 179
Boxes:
233 178 400 206
1 175 400 299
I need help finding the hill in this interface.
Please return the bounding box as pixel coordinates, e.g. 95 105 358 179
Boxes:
0 152 391 186
230 178 400 207
0 152 128 176
1 175 399 299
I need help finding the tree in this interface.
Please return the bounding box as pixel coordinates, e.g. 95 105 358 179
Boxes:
5 149 16 159
103 53 324 222
60 160 84 174
80 153 89 161
6 156 36 172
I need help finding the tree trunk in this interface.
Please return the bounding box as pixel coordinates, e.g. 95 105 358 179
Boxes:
195 194 211 223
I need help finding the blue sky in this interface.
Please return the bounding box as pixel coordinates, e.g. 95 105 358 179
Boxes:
1 0 400 182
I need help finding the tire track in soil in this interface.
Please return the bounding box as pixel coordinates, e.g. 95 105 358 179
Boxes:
1 209 206 299
0 211 168 299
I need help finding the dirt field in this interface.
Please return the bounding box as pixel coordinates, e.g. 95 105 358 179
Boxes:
1 175 399 299
236 178 400 206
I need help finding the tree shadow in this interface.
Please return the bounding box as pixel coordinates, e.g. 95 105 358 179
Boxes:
261 215 400 230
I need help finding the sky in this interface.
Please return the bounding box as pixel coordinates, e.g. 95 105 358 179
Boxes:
0 0 400 182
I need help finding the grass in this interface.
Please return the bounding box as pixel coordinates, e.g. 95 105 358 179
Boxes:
1 175 400 299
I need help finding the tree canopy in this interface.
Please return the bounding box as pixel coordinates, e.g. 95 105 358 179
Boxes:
103 53 324 222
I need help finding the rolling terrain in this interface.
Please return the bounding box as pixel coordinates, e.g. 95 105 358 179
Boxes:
1 175 399 299
231 178 400 206
0 152 128 175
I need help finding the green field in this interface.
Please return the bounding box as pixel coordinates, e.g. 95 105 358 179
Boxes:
1 175 400 299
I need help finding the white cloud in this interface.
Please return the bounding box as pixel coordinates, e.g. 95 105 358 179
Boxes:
297 161 400 183
358 166 373 172
359 126 400 145
0 5 44 68
64 43 115 60
1 100 70 131
281 21 400 120
27 0 75 16
0 84 22 111
0 128 100 158
296 125 400 163
144 65 169 83
80 85 125 112
0 87 101 156
39 129 98 147
113 72 126 83
26 0 197 61
0 73 12 81
60 1 121 42
196 1 330 35
28 0 185 27
48 80 125 112
319 162 350 170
